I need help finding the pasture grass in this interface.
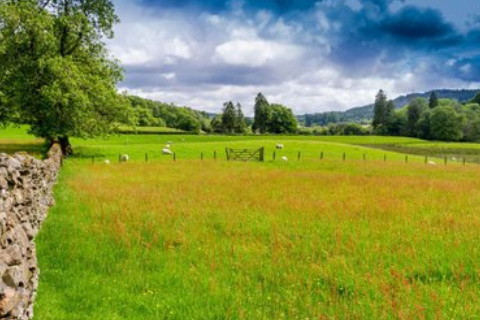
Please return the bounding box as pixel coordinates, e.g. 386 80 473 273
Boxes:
0 127 477 318
35 154 480 319
0 125 45 156
116 126 188 134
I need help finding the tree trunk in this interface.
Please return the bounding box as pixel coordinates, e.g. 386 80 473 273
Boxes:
58 136 73 156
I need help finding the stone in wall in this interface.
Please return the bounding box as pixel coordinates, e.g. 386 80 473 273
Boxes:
0 144 62 320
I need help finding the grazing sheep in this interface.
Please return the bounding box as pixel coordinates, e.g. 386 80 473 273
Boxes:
120 154 129 162
165 144 171 149
427 161 436 166
162 148 173 155
104 159 111 165
281 156 288 161
451 157 457 161
276 144 284 150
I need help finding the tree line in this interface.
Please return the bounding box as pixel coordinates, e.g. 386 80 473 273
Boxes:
372 90 480 142
206 93 298 134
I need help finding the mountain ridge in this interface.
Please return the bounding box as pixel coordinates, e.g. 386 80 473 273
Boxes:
302 89 479 126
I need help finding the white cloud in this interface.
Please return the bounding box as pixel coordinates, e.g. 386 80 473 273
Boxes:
109 0 479 115
214 39 303 67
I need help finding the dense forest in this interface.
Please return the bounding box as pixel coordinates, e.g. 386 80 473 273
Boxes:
302 89 479 126
372 91 480 142
129 93 298 134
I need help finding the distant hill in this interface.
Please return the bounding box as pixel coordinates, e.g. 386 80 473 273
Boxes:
301 89 480 126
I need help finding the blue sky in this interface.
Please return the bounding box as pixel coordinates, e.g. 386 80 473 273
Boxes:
109 0 480 114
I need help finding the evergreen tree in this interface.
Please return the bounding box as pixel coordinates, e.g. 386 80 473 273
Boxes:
406 98 427 137
253 93 270 133
221 101 236 134
372 90 387 130
429 91 439 109
235 103 247 133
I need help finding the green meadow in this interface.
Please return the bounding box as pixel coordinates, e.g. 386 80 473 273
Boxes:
2 127 480 319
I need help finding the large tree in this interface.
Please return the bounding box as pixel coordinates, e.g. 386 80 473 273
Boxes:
406 98 426 137
430 105 465 141
0 0 131 155
252 93 270 133
221 101 236 134
428 91 439 109
372 90 387 130
234 103 247 134
267 104 297 134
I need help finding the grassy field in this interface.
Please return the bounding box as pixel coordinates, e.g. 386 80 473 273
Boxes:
25 133 479 319
0 125 45 156
2 128 480 318
34 156 480 319
116 126 188 134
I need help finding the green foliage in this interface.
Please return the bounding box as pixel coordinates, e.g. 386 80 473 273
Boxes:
430 105 465 141
252 93 270 133
221 101 237 134
267 104 298 134
235 103 247 133
372 89 388 129
428 91 439 109
211 102 247 134
252 94 297 134
128 96 208 133
406 98 427 137
0 0 131 154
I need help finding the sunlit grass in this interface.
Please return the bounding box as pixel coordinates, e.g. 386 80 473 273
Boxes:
0 125 45 156
35 158 480 319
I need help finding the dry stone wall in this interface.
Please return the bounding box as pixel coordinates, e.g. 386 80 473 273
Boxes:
0 144 62 320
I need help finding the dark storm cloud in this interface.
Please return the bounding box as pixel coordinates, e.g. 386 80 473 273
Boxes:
137 0 320 13
381 6 455 40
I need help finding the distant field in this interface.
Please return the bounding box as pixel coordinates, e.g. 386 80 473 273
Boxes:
116 126 188 134
35 155 480 319
2 126 480 318
0 125 45 156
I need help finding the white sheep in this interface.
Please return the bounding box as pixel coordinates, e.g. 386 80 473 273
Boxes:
427 161 436 166
104 159 111 165
451 157 457 161
120 154 129 162
162 148 173 155
281 156 288 161
276 144 284 150
165 144 171 149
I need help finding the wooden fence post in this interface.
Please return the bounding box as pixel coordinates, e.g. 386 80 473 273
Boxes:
273 151 276 161
225 148 230 161
384 154 387 162
363 154 366 161
173 153 176 162
463 158 466 166
214 151 217 160
201 152 203 160
118 154 121 163
145 153 148 162
343 152 346 161
444 157 447 166
320 151 324 160
297 151 301 161
425 156 428 164
405 155 408 163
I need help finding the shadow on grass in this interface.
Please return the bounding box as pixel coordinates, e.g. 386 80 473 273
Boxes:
364 144 480 163
0 140 48 158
